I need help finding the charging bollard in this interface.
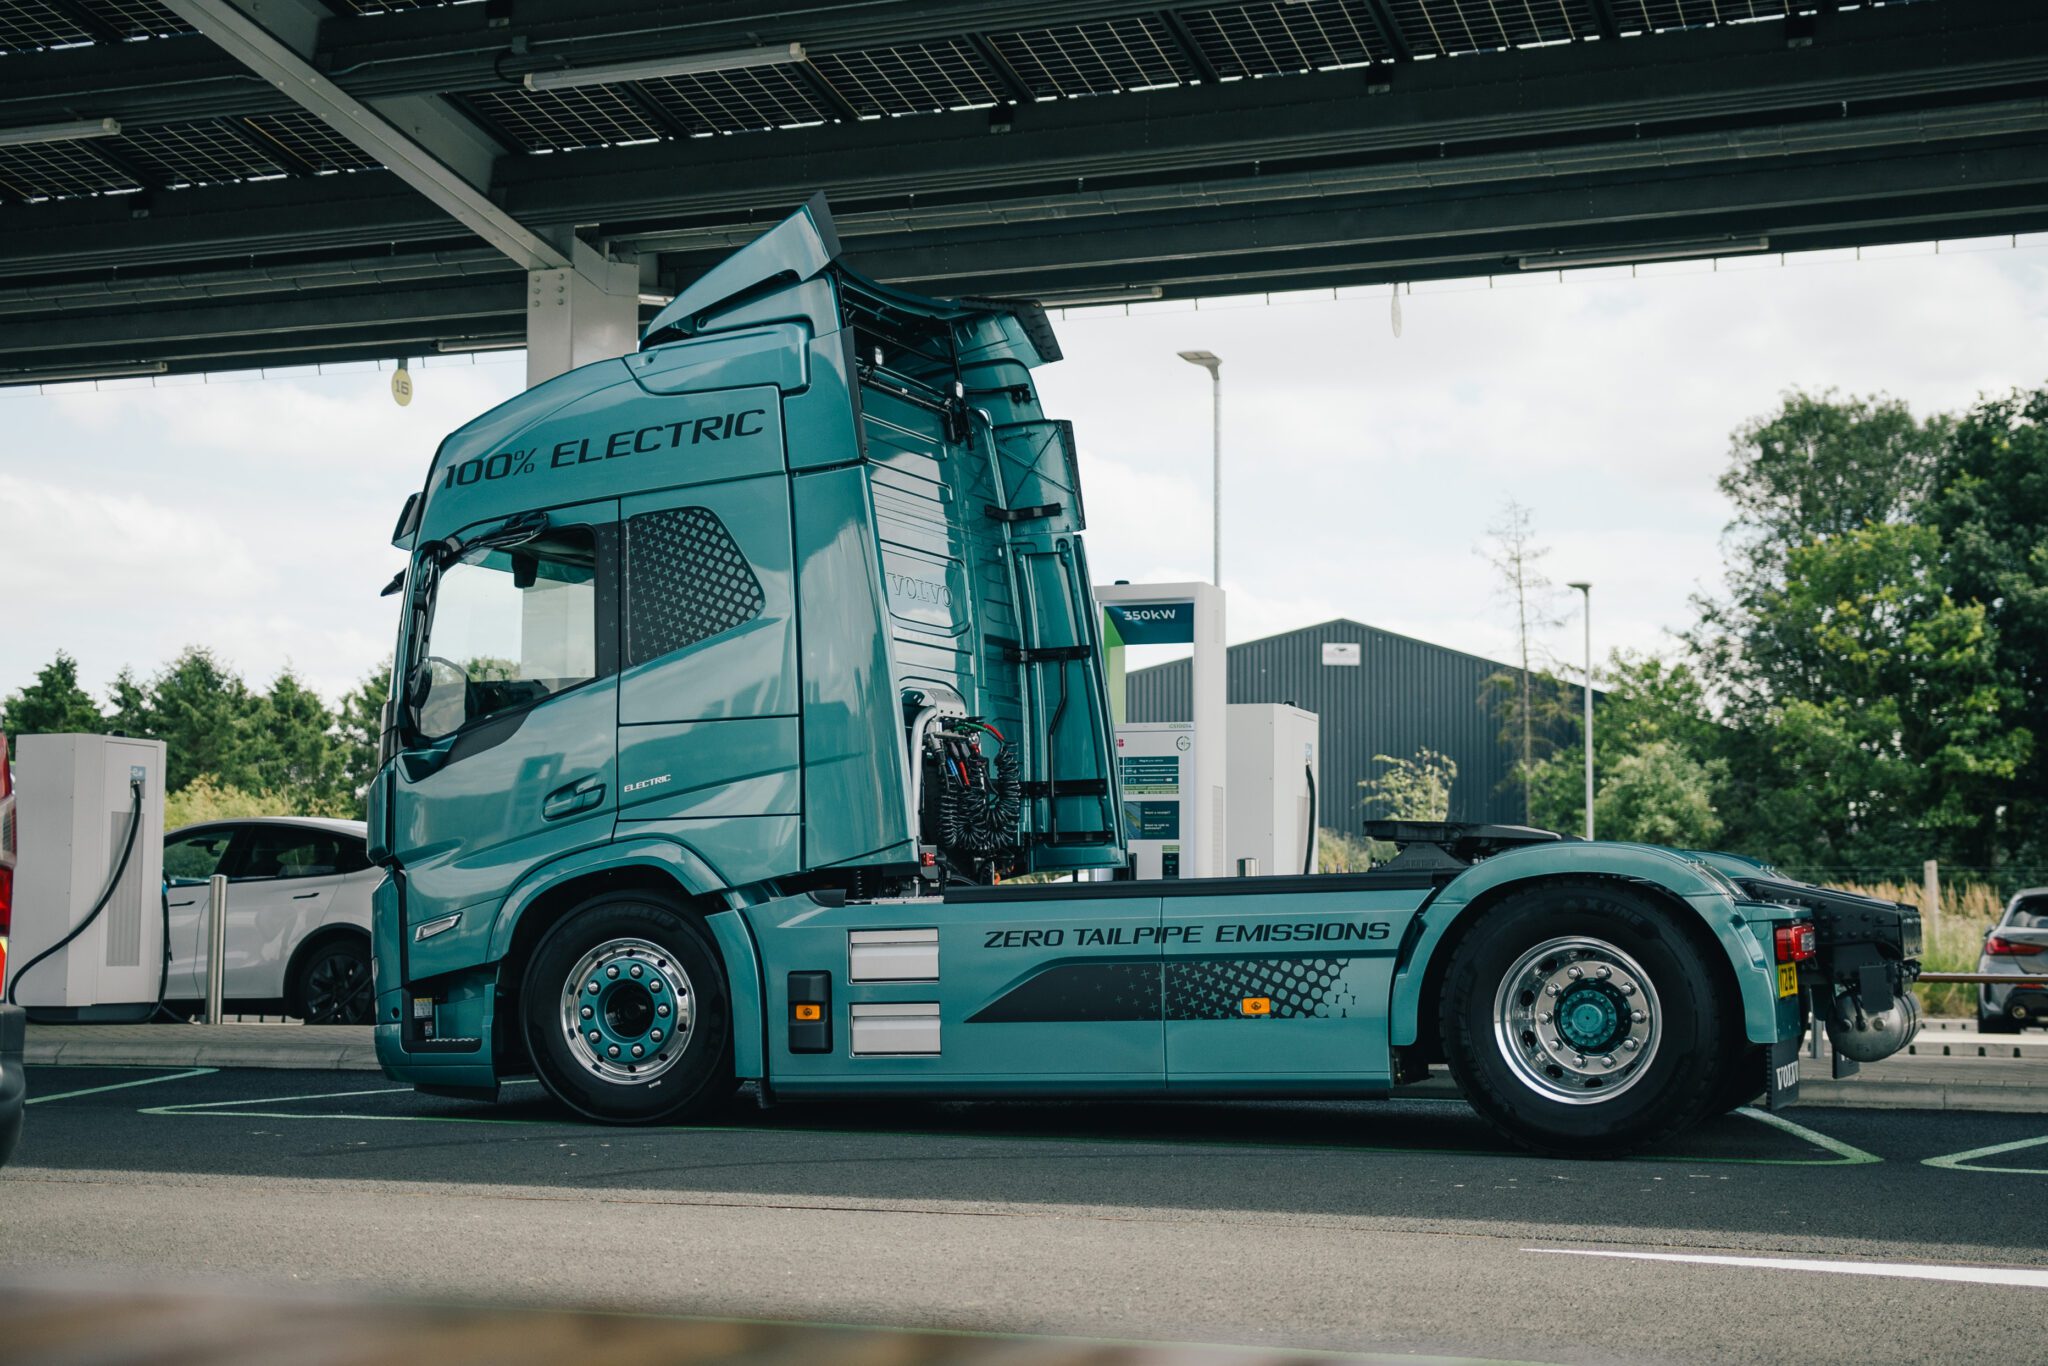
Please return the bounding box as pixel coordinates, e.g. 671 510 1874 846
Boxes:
206 874 228 1025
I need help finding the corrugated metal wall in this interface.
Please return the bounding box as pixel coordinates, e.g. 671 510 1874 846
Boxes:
1126 619 1589 830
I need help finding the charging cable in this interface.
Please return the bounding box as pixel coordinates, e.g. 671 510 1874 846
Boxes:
5 777 145 1008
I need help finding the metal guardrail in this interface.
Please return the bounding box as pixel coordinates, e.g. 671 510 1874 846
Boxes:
1918 972 2048 985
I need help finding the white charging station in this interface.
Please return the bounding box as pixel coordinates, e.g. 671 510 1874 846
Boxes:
1225 703 1321 877
7 734 167 1021
1097 581 1225 878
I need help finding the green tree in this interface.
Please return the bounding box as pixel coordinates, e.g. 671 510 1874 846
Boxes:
1359 748 1458 823
1 652 107 751
337 660 392 800
1527 651 1725 838
1359 748 1458 863
248 668 352 814
1593 740 1723 848
1928 385 2048 871
147 646 262 793
105 666 151 737
1717 388 1943 587
1715 524 2028 873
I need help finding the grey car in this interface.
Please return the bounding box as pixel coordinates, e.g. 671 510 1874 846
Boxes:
1978 887 2048 1033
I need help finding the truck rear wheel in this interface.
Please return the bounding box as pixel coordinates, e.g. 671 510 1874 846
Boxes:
1439 882 1731 1157
521 893 735 1124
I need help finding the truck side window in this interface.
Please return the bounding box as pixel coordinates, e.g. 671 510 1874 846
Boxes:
624 507 764 667
419 528 600 739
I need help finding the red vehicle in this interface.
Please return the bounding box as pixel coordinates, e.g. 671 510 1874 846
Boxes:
1 734 23 1165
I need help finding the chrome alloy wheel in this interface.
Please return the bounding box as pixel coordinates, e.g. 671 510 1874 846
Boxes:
1492 936 1661 1105
560 938 694 1085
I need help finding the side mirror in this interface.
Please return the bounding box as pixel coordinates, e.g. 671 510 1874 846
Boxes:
406 661 434 711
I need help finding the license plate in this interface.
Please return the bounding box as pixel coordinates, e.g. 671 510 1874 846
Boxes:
1777 962 1799 998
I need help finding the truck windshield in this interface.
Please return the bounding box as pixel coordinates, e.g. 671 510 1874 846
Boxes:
417 529 598 739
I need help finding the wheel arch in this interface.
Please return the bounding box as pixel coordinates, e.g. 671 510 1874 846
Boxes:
486 837 732 969
497 863 729 1007
1390 844 1779 1055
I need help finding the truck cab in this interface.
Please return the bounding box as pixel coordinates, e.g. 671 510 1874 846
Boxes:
369 197 1921 1156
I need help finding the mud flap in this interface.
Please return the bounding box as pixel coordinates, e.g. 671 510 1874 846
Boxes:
1766 1037 1802 1109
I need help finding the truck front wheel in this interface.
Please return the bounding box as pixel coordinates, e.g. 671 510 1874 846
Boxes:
521 893 736 1124
1439 882 1732 1157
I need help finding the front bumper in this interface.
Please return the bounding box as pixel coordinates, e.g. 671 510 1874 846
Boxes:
0 1003 26 1167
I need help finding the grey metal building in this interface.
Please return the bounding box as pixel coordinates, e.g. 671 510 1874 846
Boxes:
1126 619 1591 830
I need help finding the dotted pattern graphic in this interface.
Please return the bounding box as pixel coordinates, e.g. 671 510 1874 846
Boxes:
969 958 1360 1023
1165 958 1357 1020
625 506 765 667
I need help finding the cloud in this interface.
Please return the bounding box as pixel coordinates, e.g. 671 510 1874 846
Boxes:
1044 245 2048 674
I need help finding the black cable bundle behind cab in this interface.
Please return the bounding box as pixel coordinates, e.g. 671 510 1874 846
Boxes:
922 719 1022 880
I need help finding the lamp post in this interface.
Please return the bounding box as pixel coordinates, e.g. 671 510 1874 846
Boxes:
1177 350 1223 585
1567 581 1593 839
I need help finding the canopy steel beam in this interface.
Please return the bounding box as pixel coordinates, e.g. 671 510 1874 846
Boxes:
159 0 566 271
6 137 2043 376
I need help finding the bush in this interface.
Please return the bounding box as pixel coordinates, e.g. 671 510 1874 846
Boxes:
164 776 298 830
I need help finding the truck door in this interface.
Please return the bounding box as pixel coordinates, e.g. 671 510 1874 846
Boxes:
386 501 620 957
614 475 799 881
1157 882 1421 1091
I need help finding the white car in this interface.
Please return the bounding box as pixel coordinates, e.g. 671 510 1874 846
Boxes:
162 817 376 1025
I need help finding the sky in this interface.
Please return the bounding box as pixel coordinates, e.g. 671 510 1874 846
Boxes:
2 235 2045 708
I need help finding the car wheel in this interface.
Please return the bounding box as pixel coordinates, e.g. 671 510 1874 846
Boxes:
1440 881 1732 1157
520 892 735 1125
297 937 375 1025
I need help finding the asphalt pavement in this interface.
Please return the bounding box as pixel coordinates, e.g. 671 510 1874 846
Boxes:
3 1064 2046 1365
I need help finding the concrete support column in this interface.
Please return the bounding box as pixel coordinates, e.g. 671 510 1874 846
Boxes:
526 240 639 388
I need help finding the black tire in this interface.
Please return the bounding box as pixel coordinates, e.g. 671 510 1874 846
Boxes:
1439 881 1735 1157
295 935 375 1025
520 892 735 1124
1979 1014 2023 1035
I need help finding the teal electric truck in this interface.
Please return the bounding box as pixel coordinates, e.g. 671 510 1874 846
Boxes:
369 196 1921 1155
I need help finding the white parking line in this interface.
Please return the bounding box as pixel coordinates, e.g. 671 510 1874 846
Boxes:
25 1068 218 1105
1525 1248 2048 1289
1922 1134 2048 1175
1733 1106 1882 1165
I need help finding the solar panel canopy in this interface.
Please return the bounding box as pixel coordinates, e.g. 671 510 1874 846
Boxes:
0 0 2041 378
